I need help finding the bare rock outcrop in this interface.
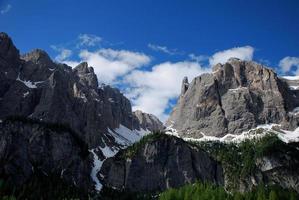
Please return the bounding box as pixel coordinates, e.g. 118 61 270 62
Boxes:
166 58 299 138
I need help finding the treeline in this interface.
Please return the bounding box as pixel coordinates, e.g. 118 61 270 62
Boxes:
159 182 298 200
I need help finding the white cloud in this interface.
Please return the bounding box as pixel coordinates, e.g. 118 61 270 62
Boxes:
1 4 11 14
65 48 151 84
125 61 210 121
148 43 180 55
78 34 102 47
189 53 208 63
279 56 299 75
52 35 258 122
209 46 254 66
51 45 72 61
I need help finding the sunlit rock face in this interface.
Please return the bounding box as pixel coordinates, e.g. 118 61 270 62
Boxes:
166 58 299 138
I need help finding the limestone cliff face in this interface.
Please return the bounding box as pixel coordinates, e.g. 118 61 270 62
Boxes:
0 32 163 149
0 118 92 192
0 32 163 192
133 110 164 132
100 134 224 192
166 58 299 138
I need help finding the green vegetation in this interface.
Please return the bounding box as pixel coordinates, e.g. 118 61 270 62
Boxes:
191 133 299 189
3 115 89 158
122 131 167 158
159 182 298 200
99 186 154 200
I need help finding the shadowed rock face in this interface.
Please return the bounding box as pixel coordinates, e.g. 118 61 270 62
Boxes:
0 32 164 193
133 110 164 131
0 32 162 149
0 119 92 192
166 58 299 138
100 135 224 192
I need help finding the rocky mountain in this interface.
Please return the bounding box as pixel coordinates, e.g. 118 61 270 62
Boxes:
100 133 223 193
0 117 92 193
0 32 165 147
1 32 299 199
100 132 299 195
166 58 299 139
133 110 164 132
0 32 163 193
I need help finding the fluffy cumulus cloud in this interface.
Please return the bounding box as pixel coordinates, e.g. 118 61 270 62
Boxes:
279 56 299 75
0 4 11 14
53 35 258 122
125 61 210 121
78 34 102 47
64 48 151 83
209 46 254 66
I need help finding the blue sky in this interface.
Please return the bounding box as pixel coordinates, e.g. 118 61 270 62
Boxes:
1 0 299 121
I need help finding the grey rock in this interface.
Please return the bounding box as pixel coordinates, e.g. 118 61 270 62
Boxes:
166 59 299 137
181 76 189 95
100 135 224 192
73 62 98 88
0 118 92 192
244 145 299 193
0 32 20 80
0 33 163 149
133 110 164 131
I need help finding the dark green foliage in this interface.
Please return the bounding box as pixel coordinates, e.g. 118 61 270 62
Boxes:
99 186 154 200
192 133 299 189
122 131 167 158
3 115 89 158
0 171 88 200
159 182 298 200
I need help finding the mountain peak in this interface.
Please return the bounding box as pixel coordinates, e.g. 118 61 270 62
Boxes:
0 32 20 65
166 60 299 138
21 49 53 66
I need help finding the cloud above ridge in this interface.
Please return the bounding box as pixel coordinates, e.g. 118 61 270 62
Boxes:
279 56 299 75
52 35 258 121
209 46 254 66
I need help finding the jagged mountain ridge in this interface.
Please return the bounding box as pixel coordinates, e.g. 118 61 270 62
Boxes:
166 58 299 140
0 32 163 192
0 32 163 149
1 32 299 198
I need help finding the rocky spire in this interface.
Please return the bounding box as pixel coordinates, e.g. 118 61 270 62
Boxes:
0 32 20 79
73 62 98 88
181 76 189 95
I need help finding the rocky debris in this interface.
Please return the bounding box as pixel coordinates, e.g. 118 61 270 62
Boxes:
0 118 92 192
166 58 299 138
133 110 164 132
100 134 224 192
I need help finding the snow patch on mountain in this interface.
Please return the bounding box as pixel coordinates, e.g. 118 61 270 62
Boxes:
16 74 44 88
90 124 150 191
166 124 299 144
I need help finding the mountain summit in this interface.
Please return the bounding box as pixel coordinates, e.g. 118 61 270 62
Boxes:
0 32 163 192
166 58 299 139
